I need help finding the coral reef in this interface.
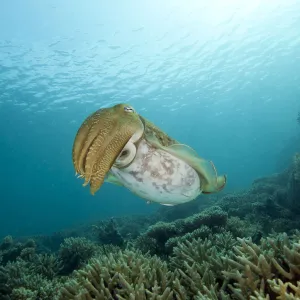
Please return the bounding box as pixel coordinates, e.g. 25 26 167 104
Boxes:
217 166 300 236
92 218 125 247
0 239 64 300
58 237 98 275
135 206 228 256
59 249 183 300
0 236 36 265
287 152 300 210
1 153 300 299
170 231 300 299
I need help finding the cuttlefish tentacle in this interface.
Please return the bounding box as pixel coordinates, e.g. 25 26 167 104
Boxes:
73 108 115 180
83 117 119 186
72 104 144 195
72 110 101 174
89 132 132 194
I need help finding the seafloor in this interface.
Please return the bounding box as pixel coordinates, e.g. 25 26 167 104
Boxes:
0 152 299 300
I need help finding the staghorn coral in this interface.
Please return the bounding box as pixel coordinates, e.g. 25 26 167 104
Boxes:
59 249 187 300
165 225 212 253
0 237 122 300
92 218 125 247
33 231 73 253
0 236 13 251
167 231 300 299
135 206 228 256
30 253 63 280
222 233 300 299
0 236 36 265
287 152 300 210
132 235 159 256
1 222 300 299
170 233 235 298
2 157 300 299
58 237 98 275
0 257 63 300
268 278 300 299
217 167 300 237
226 216 262 241
114 214 157 240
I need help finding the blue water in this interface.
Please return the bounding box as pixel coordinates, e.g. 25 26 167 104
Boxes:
0 0 299 238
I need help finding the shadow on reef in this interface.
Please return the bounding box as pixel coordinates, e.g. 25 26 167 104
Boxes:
0 152 300 299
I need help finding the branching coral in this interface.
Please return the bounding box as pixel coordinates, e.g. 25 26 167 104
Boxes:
0 258 63 300
58 237 98 275
59 249 187 300
167 231 300 299
0 236 36 265
2 220 300 299
30 253 63 280
222 233 300 299
217 166 300 237
135 206 228 256
92 218 125 247
287 153 300 211
170 233 235 297
226 216 262 240
165 225 212 253
2 160 300 299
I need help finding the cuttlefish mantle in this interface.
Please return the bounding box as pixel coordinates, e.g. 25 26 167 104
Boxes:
72 103 227 205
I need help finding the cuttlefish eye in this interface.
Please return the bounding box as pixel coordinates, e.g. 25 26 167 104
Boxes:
124 106 135 113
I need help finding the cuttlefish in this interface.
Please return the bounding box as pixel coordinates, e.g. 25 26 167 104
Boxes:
72 103 226 206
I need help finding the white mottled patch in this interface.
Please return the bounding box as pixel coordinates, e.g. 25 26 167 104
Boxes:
110 139 201 205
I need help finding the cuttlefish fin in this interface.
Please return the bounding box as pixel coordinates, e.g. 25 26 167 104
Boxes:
145 132 226 193
167 143 227 193
105 172 124 187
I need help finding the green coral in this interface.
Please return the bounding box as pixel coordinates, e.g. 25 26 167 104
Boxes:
217 167 300 237
30 253 63 280
59 249 186 300
165 225 212 253
168 231 300 299
1 155 300 299
222 232 300 299
2 224 300 299
287 152 300 210
92 218 125 247
135 206 228 255
58 237 98 275
170 233 235 297
0 258 63 300
292 153 300 181
0 236 36 265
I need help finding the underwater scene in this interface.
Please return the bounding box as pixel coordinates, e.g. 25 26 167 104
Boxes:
1 0 300 299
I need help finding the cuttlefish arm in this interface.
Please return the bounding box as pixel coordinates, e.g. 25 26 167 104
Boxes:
72 104 144 195
144 128 226 194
